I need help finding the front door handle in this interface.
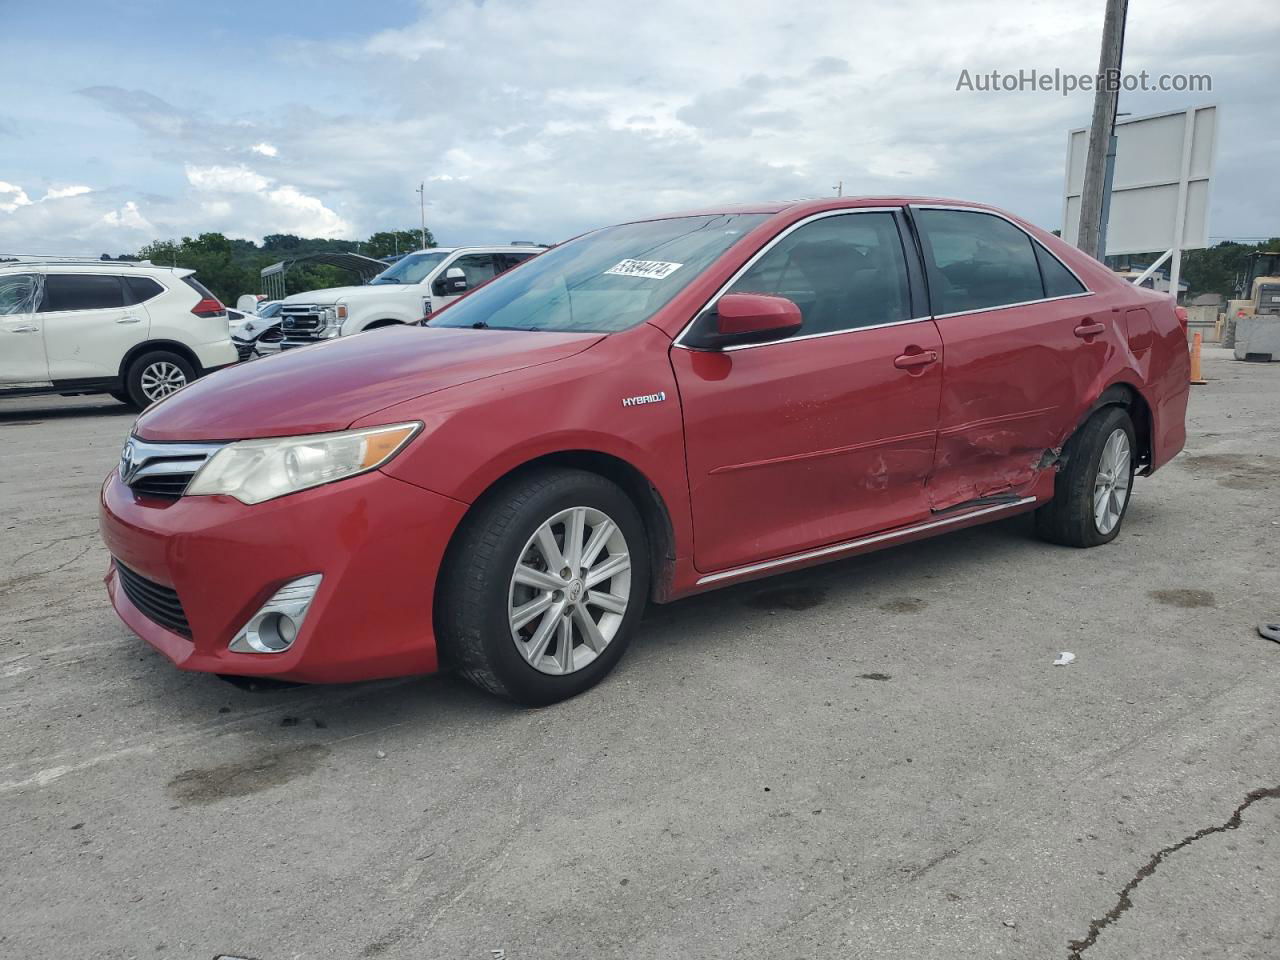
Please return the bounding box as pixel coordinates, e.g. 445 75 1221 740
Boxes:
1074 320 1106 339
116 315 142 325
7 324 38 333
894 350 939 370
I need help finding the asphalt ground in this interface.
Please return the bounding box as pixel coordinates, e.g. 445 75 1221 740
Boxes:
2 347 1278 960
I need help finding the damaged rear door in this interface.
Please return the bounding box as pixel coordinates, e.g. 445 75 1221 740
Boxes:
911 206 1101 510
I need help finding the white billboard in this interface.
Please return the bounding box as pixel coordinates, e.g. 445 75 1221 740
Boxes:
1062 105 1217 257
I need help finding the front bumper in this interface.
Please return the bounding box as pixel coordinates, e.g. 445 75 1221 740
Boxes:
98 468 469 683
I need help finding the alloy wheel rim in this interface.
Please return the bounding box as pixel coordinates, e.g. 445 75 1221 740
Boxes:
140 362 187 402
507 505 631 676
1093 428 1132 535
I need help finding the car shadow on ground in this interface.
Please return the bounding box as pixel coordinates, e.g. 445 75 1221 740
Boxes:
126 513 1043 729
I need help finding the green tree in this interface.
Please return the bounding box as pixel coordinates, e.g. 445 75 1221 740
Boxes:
1181 239 1280 300
127 222 440 304
365 229 433 258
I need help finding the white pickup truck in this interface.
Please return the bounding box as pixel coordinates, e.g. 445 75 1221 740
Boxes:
276 244 545 349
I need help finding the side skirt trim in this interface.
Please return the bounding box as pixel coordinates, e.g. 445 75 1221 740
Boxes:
695 496 1038 586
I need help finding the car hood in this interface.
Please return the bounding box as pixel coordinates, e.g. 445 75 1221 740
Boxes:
135 326 604 442
282 284 413 305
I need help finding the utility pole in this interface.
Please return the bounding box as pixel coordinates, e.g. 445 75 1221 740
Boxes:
1076 0 1128 261
833 180 843 198
415 183 427 250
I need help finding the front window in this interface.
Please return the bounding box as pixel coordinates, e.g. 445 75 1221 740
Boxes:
369 251 449 285
429 214 768 333
0 273 39 315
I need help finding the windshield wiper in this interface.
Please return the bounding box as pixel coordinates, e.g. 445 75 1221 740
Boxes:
470 321 489 329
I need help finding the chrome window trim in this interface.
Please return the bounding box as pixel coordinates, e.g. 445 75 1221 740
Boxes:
671 207 929 352
930 290 1095 320
909 203 1095 316
695 496 1037 586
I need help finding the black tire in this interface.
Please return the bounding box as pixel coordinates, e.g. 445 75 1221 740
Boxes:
437 468 650 706
125 350 195 409
1035 406 1136 547
109 389 132 406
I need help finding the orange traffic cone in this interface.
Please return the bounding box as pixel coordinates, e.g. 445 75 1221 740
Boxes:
1190 332 1207 385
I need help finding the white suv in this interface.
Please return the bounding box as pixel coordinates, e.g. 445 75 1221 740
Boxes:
0 260 238 408
276 244 544 349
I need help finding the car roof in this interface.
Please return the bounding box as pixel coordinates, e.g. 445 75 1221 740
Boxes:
623 196 1006 223
0 260 194 277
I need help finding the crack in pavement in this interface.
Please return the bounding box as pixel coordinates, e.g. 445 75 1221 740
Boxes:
1067 783 1280 959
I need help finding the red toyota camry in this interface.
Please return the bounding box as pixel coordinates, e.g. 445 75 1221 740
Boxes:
99 197 1189 705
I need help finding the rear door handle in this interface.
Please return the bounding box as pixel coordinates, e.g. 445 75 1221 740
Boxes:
7 324 39 333
894 350 939 369
1074 320 1106 338
116 315 142 324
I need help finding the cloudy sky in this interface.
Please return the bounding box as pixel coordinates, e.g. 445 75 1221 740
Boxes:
1 0 1275 255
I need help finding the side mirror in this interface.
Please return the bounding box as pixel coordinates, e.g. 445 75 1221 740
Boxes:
694 292 802 348
444 266 468 291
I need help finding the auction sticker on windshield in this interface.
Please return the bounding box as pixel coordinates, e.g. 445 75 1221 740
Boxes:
604 259 684 280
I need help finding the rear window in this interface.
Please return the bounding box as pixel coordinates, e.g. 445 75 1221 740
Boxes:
181 275 218 301
915 209 1045 314
124 275 165 304
1034 244 1087 298
39 274 125 312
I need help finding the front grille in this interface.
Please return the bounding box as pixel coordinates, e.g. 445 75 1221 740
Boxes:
120 437 224 502
115 562 192 638
281 305 330 345
129 472 196 500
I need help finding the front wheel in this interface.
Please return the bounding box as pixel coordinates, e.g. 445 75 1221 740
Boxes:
125 350 195 408
1035 406 1136 547
437 468 649 705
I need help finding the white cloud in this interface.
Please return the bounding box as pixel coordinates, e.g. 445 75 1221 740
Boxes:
41 185 93 201
100 200 152 231
250 142 278 157
185 163 272 194
0 181 33 213
186 163 350 238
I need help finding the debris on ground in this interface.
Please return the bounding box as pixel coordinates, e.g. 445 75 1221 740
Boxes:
375 750 387 759
1259 622 1280 644
1053 652 1076 666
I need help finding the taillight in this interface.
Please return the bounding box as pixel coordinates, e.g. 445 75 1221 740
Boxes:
1174 305 1188 335
192 296 226 319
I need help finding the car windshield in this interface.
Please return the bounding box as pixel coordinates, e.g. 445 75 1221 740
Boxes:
370 251 449 285
429 214 768 333
257 301 282 318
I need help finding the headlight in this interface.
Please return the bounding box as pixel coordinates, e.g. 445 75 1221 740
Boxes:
186 422 421 504
335 304 348 320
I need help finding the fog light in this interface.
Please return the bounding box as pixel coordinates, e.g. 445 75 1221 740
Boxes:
229 574 322 654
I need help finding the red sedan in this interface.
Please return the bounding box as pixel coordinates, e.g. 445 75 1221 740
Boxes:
99 197 1189 704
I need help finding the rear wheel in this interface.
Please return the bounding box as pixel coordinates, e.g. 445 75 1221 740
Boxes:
125 350 195 408
109 389 131 405
1035 406 1136 547
438 468 649 705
